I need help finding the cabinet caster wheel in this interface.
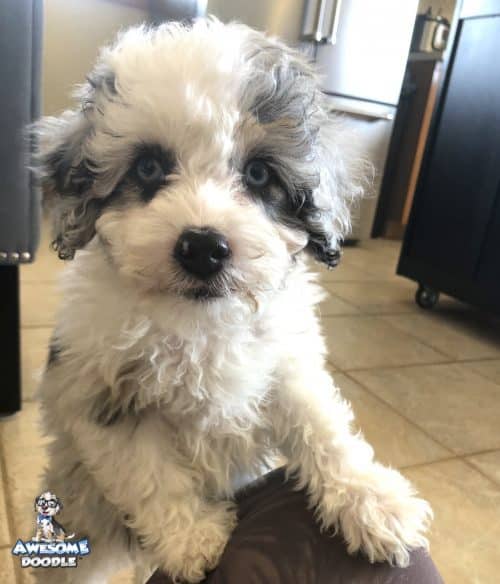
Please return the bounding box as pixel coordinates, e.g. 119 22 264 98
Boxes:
416 285 439 309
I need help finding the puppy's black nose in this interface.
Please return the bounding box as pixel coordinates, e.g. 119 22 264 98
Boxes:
174 228 231 279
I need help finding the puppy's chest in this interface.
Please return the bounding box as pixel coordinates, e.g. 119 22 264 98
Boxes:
104 324 278 421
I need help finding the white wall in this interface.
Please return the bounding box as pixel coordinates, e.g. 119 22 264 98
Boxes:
43 0 149 115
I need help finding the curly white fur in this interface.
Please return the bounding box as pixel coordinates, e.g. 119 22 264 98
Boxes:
32 18 431 583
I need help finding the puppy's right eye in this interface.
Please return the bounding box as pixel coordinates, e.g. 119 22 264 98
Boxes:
244 159 272 189
135 156 164 184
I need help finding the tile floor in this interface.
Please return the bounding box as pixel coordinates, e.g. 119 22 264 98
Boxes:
2 226 500 583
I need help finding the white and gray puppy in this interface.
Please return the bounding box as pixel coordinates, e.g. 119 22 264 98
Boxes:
33 18 432 584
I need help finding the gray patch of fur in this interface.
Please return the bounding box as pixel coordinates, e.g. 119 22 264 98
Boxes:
47 336 62 368
89 386 139 427
238 30 367 264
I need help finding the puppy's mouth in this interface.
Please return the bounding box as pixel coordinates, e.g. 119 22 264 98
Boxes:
183 286 224 301
174 271 237 302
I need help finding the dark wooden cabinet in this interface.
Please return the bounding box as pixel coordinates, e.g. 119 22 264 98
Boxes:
398 1 500 315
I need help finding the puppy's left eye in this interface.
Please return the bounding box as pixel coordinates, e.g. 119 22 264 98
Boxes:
135 156 164 183
244 159 272 189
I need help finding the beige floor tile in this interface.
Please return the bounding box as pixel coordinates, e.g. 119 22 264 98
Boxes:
326 280 420 315
316 261 382 283
109 567 137 583
466 451 500 486
0 404 49 540
321 315 446 370
18 565 35 584
15 565 139 584
405 459 500 584
317 289 360 317
0 548 17 583
384 311 500 361
333 373 450 468
314 239 402 284
13 561 132 584
21 328 51 401
361 238 402 256
20 243 63 284
20 219 63 282
465 359 500 385
0 468 12 546
351 363 500 455
342 245 401 280
20 282 60 328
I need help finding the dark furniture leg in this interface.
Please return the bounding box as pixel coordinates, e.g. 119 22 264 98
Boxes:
0 265 21 415
415 284 440 310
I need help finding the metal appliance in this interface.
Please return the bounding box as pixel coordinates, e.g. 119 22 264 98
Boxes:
208 0 418 239
411 8 450 53
149 0 208 22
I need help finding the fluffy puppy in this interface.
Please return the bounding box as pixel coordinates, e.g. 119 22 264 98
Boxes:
32 18 431 583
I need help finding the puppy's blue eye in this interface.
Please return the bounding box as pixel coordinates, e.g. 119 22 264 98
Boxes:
244 160 271 189
135 156 164 183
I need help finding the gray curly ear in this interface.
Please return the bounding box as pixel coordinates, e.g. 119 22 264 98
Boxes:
239 28 367 268
305 115 369 267
31 110 100 260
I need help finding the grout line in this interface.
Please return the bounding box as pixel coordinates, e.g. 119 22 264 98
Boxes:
457 360 500 386
460 446 500 458
453 356 500 364
0 428 32 584
320 277 401 282
376 312 500 357
461 456 500 489
401 452 500 490
20 324 55 331
332 356 459 374
342 359 457 373
320 297 500 356
320 308 423 318
20 278 58 284
341 357 500 386
320 312 452 359
342 370 500 487
341 370 457 458
371 317 454 361
400 454 461 471
317 295 362 318
0 429 22 580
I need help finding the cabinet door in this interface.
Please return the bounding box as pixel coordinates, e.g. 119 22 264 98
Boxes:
476 187 500 296
407 15 500 279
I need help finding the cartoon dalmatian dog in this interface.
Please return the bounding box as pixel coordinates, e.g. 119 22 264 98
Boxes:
33 492 74 542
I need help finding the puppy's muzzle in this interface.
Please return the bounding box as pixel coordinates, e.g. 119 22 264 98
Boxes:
174 227 231 280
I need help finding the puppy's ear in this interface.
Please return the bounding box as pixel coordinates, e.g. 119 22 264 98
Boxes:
240 28 367 268
34 496 40 511
31 109 100 260
304 116 368 267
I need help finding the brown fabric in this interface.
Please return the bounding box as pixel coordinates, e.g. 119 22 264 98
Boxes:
147 468 443 584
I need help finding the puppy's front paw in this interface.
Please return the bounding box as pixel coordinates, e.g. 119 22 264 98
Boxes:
332 466 432 567
162 503 236 583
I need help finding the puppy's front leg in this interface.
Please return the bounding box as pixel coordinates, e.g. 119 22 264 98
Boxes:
72 414 235 582
272 364 432 567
